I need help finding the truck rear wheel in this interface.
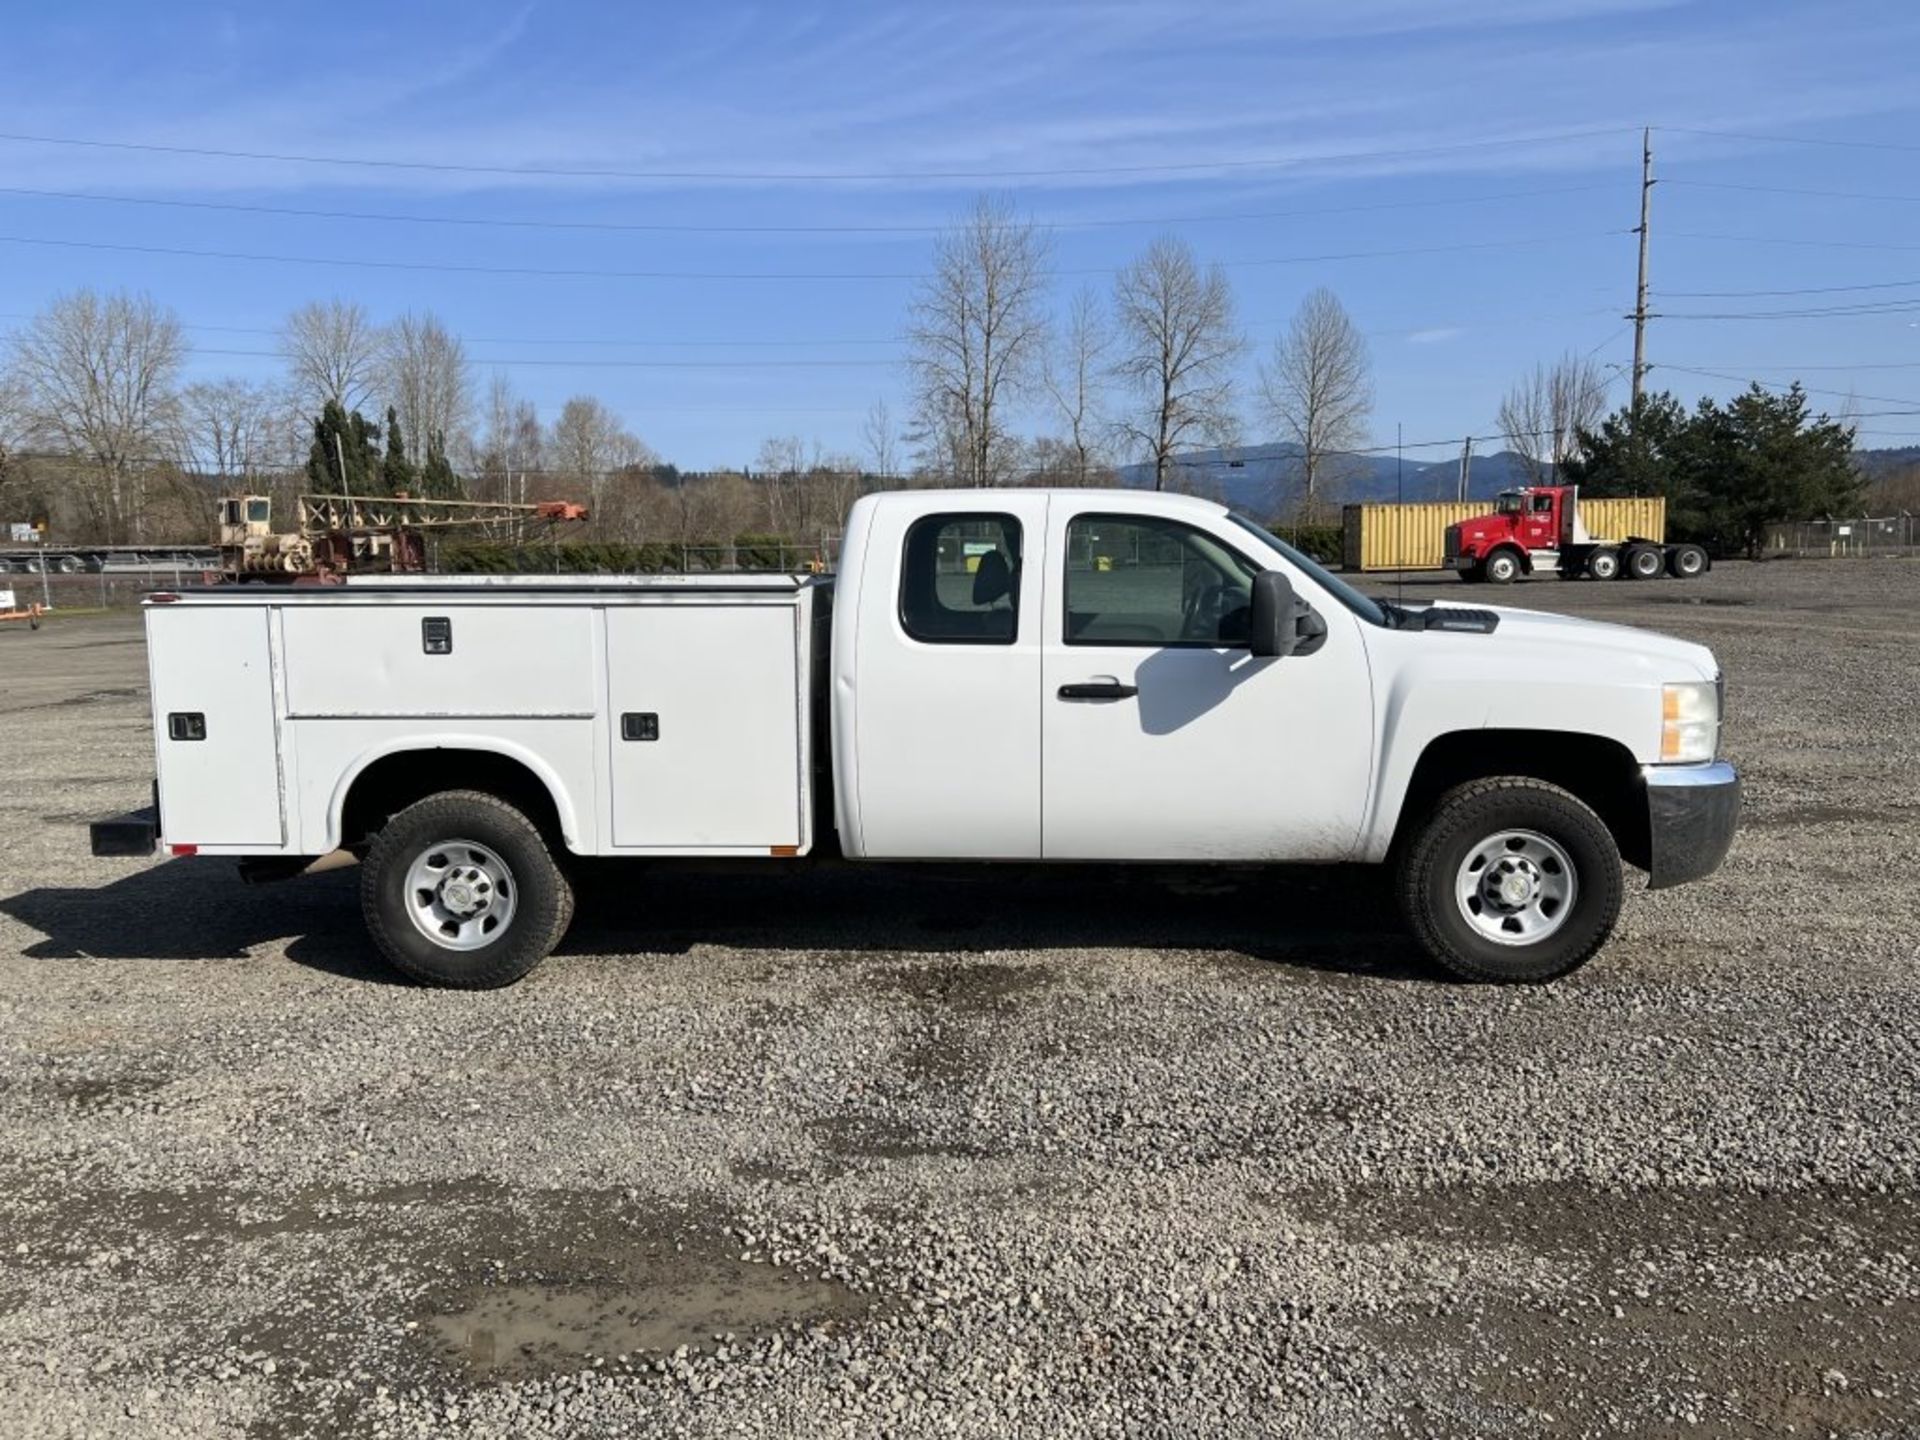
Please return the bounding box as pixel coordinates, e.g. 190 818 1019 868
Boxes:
1397 778 1623 983
1667 544 1708 578
1586 549 1621 581
1625 544 1665 580
1483 549 1522 584
361 790 574 988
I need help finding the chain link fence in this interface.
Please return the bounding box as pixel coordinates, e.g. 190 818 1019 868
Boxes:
1765 516 1919 559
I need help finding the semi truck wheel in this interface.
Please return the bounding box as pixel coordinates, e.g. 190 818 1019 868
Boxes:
1397 778 1623 983
1626 545 1665 579
1483 549 1522 584
361 789 574 989
1667 544 1708 578
1586 549 1621 580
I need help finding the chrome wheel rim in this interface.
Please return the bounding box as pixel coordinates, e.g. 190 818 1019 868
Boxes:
403 838 517 951
1455 829 1577 946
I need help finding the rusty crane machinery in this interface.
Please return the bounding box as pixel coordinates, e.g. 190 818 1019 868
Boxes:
216 493 589 582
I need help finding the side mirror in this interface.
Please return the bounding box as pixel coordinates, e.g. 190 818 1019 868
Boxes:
1249 571 1296 658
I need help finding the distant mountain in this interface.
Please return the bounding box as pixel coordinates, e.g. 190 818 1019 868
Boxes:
1114 442 1539 515
1119 442 1920 515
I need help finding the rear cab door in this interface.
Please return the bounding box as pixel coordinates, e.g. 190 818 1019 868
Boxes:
836 492 1049 858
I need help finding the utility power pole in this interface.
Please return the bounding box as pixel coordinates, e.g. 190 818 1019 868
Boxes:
1630 126 1654 411
1457 435 1474 503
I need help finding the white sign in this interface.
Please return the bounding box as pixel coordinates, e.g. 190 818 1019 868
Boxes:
0 588 16 611
1837 525 1853 537
6 523 33 544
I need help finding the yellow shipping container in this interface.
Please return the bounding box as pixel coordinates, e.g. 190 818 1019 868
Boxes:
1341 496 1666 571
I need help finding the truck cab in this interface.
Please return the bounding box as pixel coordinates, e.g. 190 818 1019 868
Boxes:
93 488 1740 989
1445 485 1708 585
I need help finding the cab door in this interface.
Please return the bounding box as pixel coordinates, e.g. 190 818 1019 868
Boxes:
1039 506 1372 861
841 493 1049 859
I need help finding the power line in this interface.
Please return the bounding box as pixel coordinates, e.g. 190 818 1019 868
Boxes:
1669 230 1920 254
1665 178 1920 205
0 229 1619 283
1656 125 1920 155
1657 278 1920 299
1656 364 1915 408
187 345 893 370
1659 300 1920 320
0 180 1619 236
0 124 1638 184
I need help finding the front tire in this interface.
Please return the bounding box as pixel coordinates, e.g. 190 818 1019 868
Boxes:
1398 778 1624 983
361 790 574 988
1483 550 1522 585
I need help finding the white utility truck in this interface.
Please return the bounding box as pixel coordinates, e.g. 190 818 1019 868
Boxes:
91 489 1739 986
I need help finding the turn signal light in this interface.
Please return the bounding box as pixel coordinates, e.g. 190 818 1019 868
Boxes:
1660 681 1720 763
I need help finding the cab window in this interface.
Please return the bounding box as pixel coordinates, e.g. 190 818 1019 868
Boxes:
1064 514 1259 647
899 513 1021 644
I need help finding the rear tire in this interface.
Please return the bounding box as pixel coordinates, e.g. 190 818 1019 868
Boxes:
1483 549 1522 585
1397 778 1623 983
361 789 574 988
1586 549 1621 581
1625 544 1665 580
1667 544 1708 578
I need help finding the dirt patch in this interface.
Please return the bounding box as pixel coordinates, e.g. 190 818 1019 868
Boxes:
876 958 1057 1012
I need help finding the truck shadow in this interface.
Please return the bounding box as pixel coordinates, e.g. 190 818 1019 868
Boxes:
0 857 1442 986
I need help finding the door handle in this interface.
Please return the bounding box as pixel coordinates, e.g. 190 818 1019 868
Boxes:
1058 679 1138 701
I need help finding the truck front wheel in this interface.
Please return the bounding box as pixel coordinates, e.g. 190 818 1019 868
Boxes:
1397 778 1623 983
361 790 575 988
1483 549 1522 584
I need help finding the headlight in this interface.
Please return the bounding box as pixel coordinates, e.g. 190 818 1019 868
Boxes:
1661 680 1720 763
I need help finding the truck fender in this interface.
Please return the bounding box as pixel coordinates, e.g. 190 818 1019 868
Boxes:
323 735 586 855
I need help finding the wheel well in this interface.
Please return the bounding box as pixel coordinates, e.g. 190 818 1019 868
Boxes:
1486 544 1529 573
1393 730 1648 870
338 750 567 852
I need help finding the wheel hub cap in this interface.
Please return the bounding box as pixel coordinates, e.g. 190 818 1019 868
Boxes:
403 841 518 952
1455 829 1577 946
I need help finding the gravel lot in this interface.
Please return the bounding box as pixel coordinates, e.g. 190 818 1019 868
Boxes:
2 559 1917 1439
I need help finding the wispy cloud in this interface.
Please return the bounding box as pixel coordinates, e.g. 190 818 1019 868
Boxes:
1406 327 1467 345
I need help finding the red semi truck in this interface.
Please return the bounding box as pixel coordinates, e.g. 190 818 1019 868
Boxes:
1443 485 1709 584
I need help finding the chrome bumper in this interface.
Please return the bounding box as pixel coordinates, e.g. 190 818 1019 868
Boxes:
1642 761 1740 889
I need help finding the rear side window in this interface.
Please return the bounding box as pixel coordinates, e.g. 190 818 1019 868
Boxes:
899 513 1022 644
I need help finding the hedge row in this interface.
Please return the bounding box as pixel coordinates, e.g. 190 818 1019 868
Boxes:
441 535 805 574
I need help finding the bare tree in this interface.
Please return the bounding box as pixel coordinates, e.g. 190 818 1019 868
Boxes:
1260 287 1372 514
1043 286 1112 485
1112 237 1243 492
473 374 543 504
179 378 280 482
861 397 900 481
550 395 650 515
382 312 472 464
10 289 186 542
0 364 30 522
1499 352 1610 484
907 194 1051 487
282 300 381 418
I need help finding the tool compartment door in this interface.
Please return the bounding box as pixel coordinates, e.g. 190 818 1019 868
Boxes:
606 604 801 849
148 607 284 847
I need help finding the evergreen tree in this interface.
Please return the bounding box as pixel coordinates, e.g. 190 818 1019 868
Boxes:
381 406 417 496
1566 384 1859 556
304 401 381 495
419 429 466 500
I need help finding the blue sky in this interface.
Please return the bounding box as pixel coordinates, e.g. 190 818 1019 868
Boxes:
2 0 1917 469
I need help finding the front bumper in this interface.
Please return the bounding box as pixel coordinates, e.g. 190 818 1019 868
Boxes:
1642 760 1740 889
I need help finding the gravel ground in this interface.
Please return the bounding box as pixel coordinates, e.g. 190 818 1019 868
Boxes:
1 559 1917 1439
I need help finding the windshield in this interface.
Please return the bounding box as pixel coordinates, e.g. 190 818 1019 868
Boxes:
1495 492 1524 515
1226 513 1387 628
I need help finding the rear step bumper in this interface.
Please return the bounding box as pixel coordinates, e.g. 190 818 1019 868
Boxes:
90 806 159 857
